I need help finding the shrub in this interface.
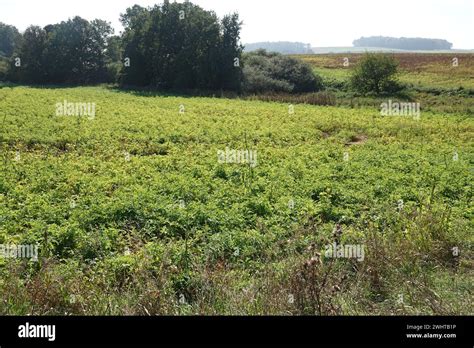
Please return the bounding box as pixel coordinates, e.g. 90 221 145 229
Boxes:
106 62 122 83
0 56 8 81
350 53 402 95
242 65 293 93
242 50 323 94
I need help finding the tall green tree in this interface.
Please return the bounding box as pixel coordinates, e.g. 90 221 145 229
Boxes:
12 26 48 83
13 17 113 84
120 5 153 86
120 1 243 91
219 13 243 91
43 17 113 83
0 23 21 57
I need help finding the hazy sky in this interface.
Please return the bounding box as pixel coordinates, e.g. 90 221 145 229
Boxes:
1 0 473 48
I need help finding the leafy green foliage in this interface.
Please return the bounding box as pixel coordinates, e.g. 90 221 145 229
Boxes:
10 17 113 84
350 53 402 95
120 1 242 91
242 50 323 93
0 22 21 58
0 56 9 81
0 86 472 315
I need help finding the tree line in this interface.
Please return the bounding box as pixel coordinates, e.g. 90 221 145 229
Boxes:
244 41 313 54
353 36 453 51
0 1 243 91
0 2 324 95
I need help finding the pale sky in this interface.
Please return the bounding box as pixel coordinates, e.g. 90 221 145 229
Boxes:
0 0 473 48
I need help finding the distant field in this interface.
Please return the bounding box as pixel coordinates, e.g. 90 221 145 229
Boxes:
299 53 474 90
311 47 474 54
0 86 472 315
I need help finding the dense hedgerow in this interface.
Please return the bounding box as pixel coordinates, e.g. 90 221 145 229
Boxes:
242 50 323 94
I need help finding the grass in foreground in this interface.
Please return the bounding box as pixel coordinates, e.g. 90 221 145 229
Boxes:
0 86 472 315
